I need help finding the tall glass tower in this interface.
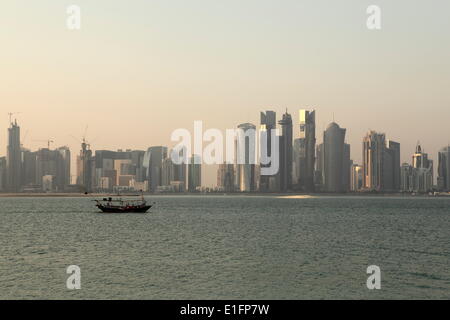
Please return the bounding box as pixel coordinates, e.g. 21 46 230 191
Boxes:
438 146 450 191
259 111 276 192
322 122 347 193
7 120 22 192
236 123 256 192
188 154 202 192
278 111 293 192
143 146 168 192
362 131 400 192
297 109 316 192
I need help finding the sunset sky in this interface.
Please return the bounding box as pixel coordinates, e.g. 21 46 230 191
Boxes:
1 0 449 186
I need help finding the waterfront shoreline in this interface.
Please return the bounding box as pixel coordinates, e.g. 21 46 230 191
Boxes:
0 192 448 198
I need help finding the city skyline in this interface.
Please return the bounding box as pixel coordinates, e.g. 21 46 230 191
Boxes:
2 109 449 188
2 0 450 187
2 1 450 304
2 109 450 193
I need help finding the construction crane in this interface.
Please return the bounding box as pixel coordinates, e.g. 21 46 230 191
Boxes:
8 112 21 124
20 130 29 148
70 125 93 150
33 139 54 149
69 125 94 193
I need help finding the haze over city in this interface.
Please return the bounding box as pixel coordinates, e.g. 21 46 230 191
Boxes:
2 0 450 186
1 1 450 303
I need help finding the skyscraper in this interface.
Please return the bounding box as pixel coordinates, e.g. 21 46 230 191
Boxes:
143 146 168 192
278 111 293 192
322 122 347 193
35 148 58 191
400 163 413 192
161 157 174 187
188 154 202 192
114 159 135 186
93 149 145 191
160 149 187 191
362 131 385 191
0 157 6 192
437 146 450 191
259 111 276 192
292 139 302 187
76 140 93 193
350 164 363 191
56 146 71 191
217 164 234 192
314 142 324 190
235 123 256 192
21 148 37 187
296 109 316 192
129 150 146 183
362 131 400 192
385 140 401 191
412 143 433 192
401 143 433 193
6 120 22 192
343 143 351 192
171 146 187 191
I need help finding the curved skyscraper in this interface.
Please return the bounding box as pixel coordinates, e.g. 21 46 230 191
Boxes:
143 146 168 192
322 122 347 193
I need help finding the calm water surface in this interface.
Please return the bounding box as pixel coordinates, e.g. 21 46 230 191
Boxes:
0 196 449 299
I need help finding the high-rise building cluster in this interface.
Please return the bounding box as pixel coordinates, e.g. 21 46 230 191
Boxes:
217 109 352 193
1 113 450 194
216 109 450 194
361 131 401 192
0 118 201 193
0 119 71 193
400 143 434 193
72 145 200 193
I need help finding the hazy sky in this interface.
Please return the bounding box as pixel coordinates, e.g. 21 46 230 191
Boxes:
1 0 450 186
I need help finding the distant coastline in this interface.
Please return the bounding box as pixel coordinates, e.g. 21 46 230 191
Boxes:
0 192 449 198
